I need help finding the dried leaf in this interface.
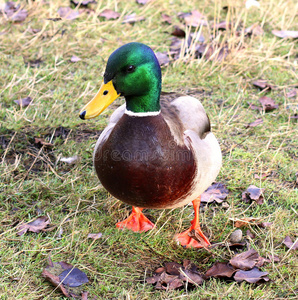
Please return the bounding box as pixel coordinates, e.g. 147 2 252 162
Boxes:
242 185 264 204
248 102 262 111
165 262 182 275
60 155 79 164
205 262 237 278
59 268 89 287
196 43 230 61
212 21 231 30
245 23 264 36
42 259 89 298
34 137 54 147
234 267 269 283
246 118 263 128
171 26 185 37
42 269 71 297
272 30 298 39
2 2 28 22
71 0 96 7
179 10 208 27
254 173 268 180
230 249 259 270
14 97 32 107
136 0 151 4
123 13 145 24
246 229 255 239
286 89 297 98
259 222 273 228
155 52 170 66
283 236 298 250
258 96 278 112
25 58 43 68
17 216 50 236
233 217 260 228
87 232 102 240
179 269 204 285
70 55 81 63
155 272 183 290
99 9 120 20
201 182 229 203
147 261 204 290
9 9 27 22
252 80 273 91
161 13 172 24
58 7 81 20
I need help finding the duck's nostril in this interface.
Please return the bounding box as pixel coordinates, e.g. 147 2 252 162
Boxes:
103 90 108 95
79 111 86 120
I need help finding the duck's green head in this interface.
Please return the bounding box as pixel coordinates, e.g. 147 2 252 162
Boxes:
80 42 162 119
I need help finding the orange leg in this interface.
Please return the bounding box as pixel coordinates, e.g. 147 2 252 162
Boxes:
116 206 155 232
175 196 211 248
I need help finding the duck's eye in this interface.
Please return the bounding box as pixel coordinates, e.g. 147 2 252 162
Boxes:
126 65 135 73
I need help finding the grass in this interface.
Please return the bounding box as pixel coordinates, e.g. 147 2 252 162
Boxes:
0 0 297 299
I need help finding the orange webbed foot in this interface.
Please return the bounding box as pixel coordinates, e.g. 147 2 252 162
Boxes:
175 196 211 249
116 206 155 232
175 227 210 249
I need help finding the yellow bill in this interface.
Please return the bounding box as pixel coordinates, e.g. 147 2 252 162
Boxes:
79 80 120 120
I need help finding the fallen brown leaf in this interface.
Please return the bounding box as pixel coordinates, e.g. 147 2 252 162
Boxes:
123 13 145 24
254 173 269 180
234 267 269 283
59 268 89 287
245 23 264 36
196 43 230 61
25 58 43 68
161 13 172 24
34 137 54 147
71 0 96 7
233 217 260 228
212 21 231 30
147 260 204 290
272 30 298 39
179 10 208 27
246 118 263 128
252 79 273 91
42 258 89 298
286 89 297 98
171 26 185 37
70 55 81 63
17 216 50 236
242 185 264 204
1 2 28 22
201 182 229 204
58 7 81 20
230 249 259 270
283 236 298 250
155 52 170 66
99 9 120 20
14 97 32 107
136 0 151 4
205 262 237 278
246 229 255 239
259 222 273 228
87 232 102 240
258 96 278 112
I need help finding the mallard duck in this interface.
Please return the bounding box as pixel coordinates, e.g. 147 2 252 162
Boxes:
79 42 222 248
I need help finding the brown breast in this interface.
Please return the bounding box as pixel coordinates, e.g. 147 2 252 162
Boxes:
94 114 196 208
